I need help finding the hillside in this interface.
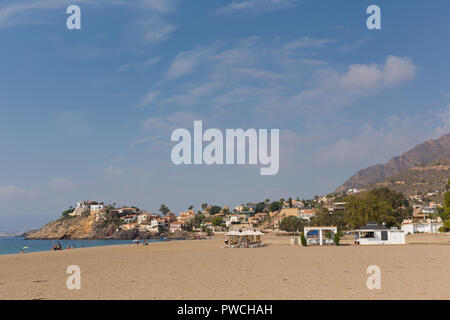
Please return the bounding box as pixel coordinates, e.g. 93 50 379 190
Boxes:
335 133 450 193
364 158 450 200
25 215 190 240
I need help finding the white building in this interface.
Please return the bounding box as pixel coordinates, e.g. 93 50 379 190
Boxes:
356 222 406 245
401 220 443 234
137 213 149 224
151 219 164 228
90 204 104 212
70 201 91 216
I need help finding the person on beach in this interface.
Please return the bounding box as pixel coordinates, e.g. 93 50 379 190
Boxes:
354 233 358 245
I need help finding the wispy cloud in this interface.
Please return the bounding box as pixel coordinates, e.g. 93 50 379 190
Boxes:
130 136 160 147
137 90 160 108
0 185 37 198
0 0 178 43
284 37 335 50
119 56 160 72
145 36 415 125
216 0 300 15
139 17 178 44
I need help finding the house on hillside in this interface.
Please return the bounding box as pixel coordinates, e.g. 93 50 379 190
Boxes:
169 221 183 233
122 214 137 224
299 209 316 222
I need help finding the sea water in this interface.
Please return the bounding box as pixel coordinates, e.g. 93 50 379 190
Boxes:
0 237 165 255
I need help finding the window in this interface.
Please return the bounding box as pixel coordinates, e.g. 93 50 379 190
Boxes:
381 231 388 241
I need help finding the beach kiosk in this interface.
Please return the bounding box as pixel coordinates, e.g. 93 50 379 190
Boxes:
356 222 406 245
303 226 338 246
224 230 264 248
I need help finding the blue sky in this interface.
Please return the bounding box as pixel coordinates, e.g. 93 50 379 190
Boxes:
1 0 450 231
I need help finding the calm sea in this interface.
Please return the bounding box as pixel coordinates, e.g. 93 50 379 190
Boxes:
0 237 165 255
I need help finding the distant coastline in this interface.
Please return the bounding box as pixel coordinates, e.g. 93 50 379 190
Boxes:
0 232 24 238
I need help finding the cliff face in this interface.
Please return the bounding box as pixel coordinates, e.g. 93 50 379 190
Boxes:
25 215 97 239
335 133 450 193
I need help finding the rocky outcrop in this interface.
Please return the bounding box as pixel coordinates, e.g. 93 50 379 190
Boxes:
25 215 97 239
25 215 194 240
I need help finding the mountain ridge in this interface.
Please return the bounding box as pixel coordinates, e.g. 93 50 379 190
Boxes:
335 132 450 193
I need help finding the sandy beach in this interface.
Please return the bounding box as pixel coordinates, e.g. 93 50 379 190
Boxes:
1 233 450 300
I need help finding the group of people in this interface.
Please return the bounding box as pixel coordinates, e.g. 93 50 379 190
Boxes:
52 242 87 251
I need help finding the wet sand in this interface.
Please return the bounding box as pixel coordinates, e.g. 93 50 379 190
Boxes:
1 233 449 299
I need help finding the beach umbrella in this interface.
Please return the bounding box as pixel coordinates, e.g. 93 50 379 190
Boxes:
22 246 29 249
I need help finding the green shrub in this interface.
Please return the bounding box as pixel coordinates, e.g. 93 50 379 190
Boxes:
333 233 340 246
300 232 307 246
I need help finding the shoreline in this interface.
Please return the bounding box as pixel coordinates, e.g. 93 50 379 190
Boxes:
0 236 207 257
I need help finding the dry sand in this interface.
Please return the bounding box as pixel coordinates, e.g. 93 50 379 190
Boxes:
1 233 450 300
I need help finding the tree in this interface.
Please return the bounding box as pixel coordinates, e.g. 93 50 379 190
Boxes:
279 216 304 234
182 220 194 232
188 205 194 210
211 216 223 226
61 206 74 218
255 202 265 213
312 206 347 229
201 203 208 212
269 201 282 212
159 204 170 216
193 213 205 228
209 205 222 215
443 185 450 220
439 220 450 232
344 188 408 228
288 197 293 208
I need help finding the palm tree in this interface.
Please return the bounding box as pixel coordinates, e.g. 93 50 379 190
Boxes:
159 204 170 216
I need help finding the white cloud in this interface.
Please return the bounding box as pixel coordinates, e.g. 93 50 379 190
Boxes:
139 18 177 44
434 103 450 138
216 0 300 15
0 0 178 44
130 136 160 147
119 56 160 72
316 110 446 167
141 111 199 131
165 45 215 79
159 37 417 124
139 0 176 12
288 55 417 113
284 37 335 50
0 185 37 198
